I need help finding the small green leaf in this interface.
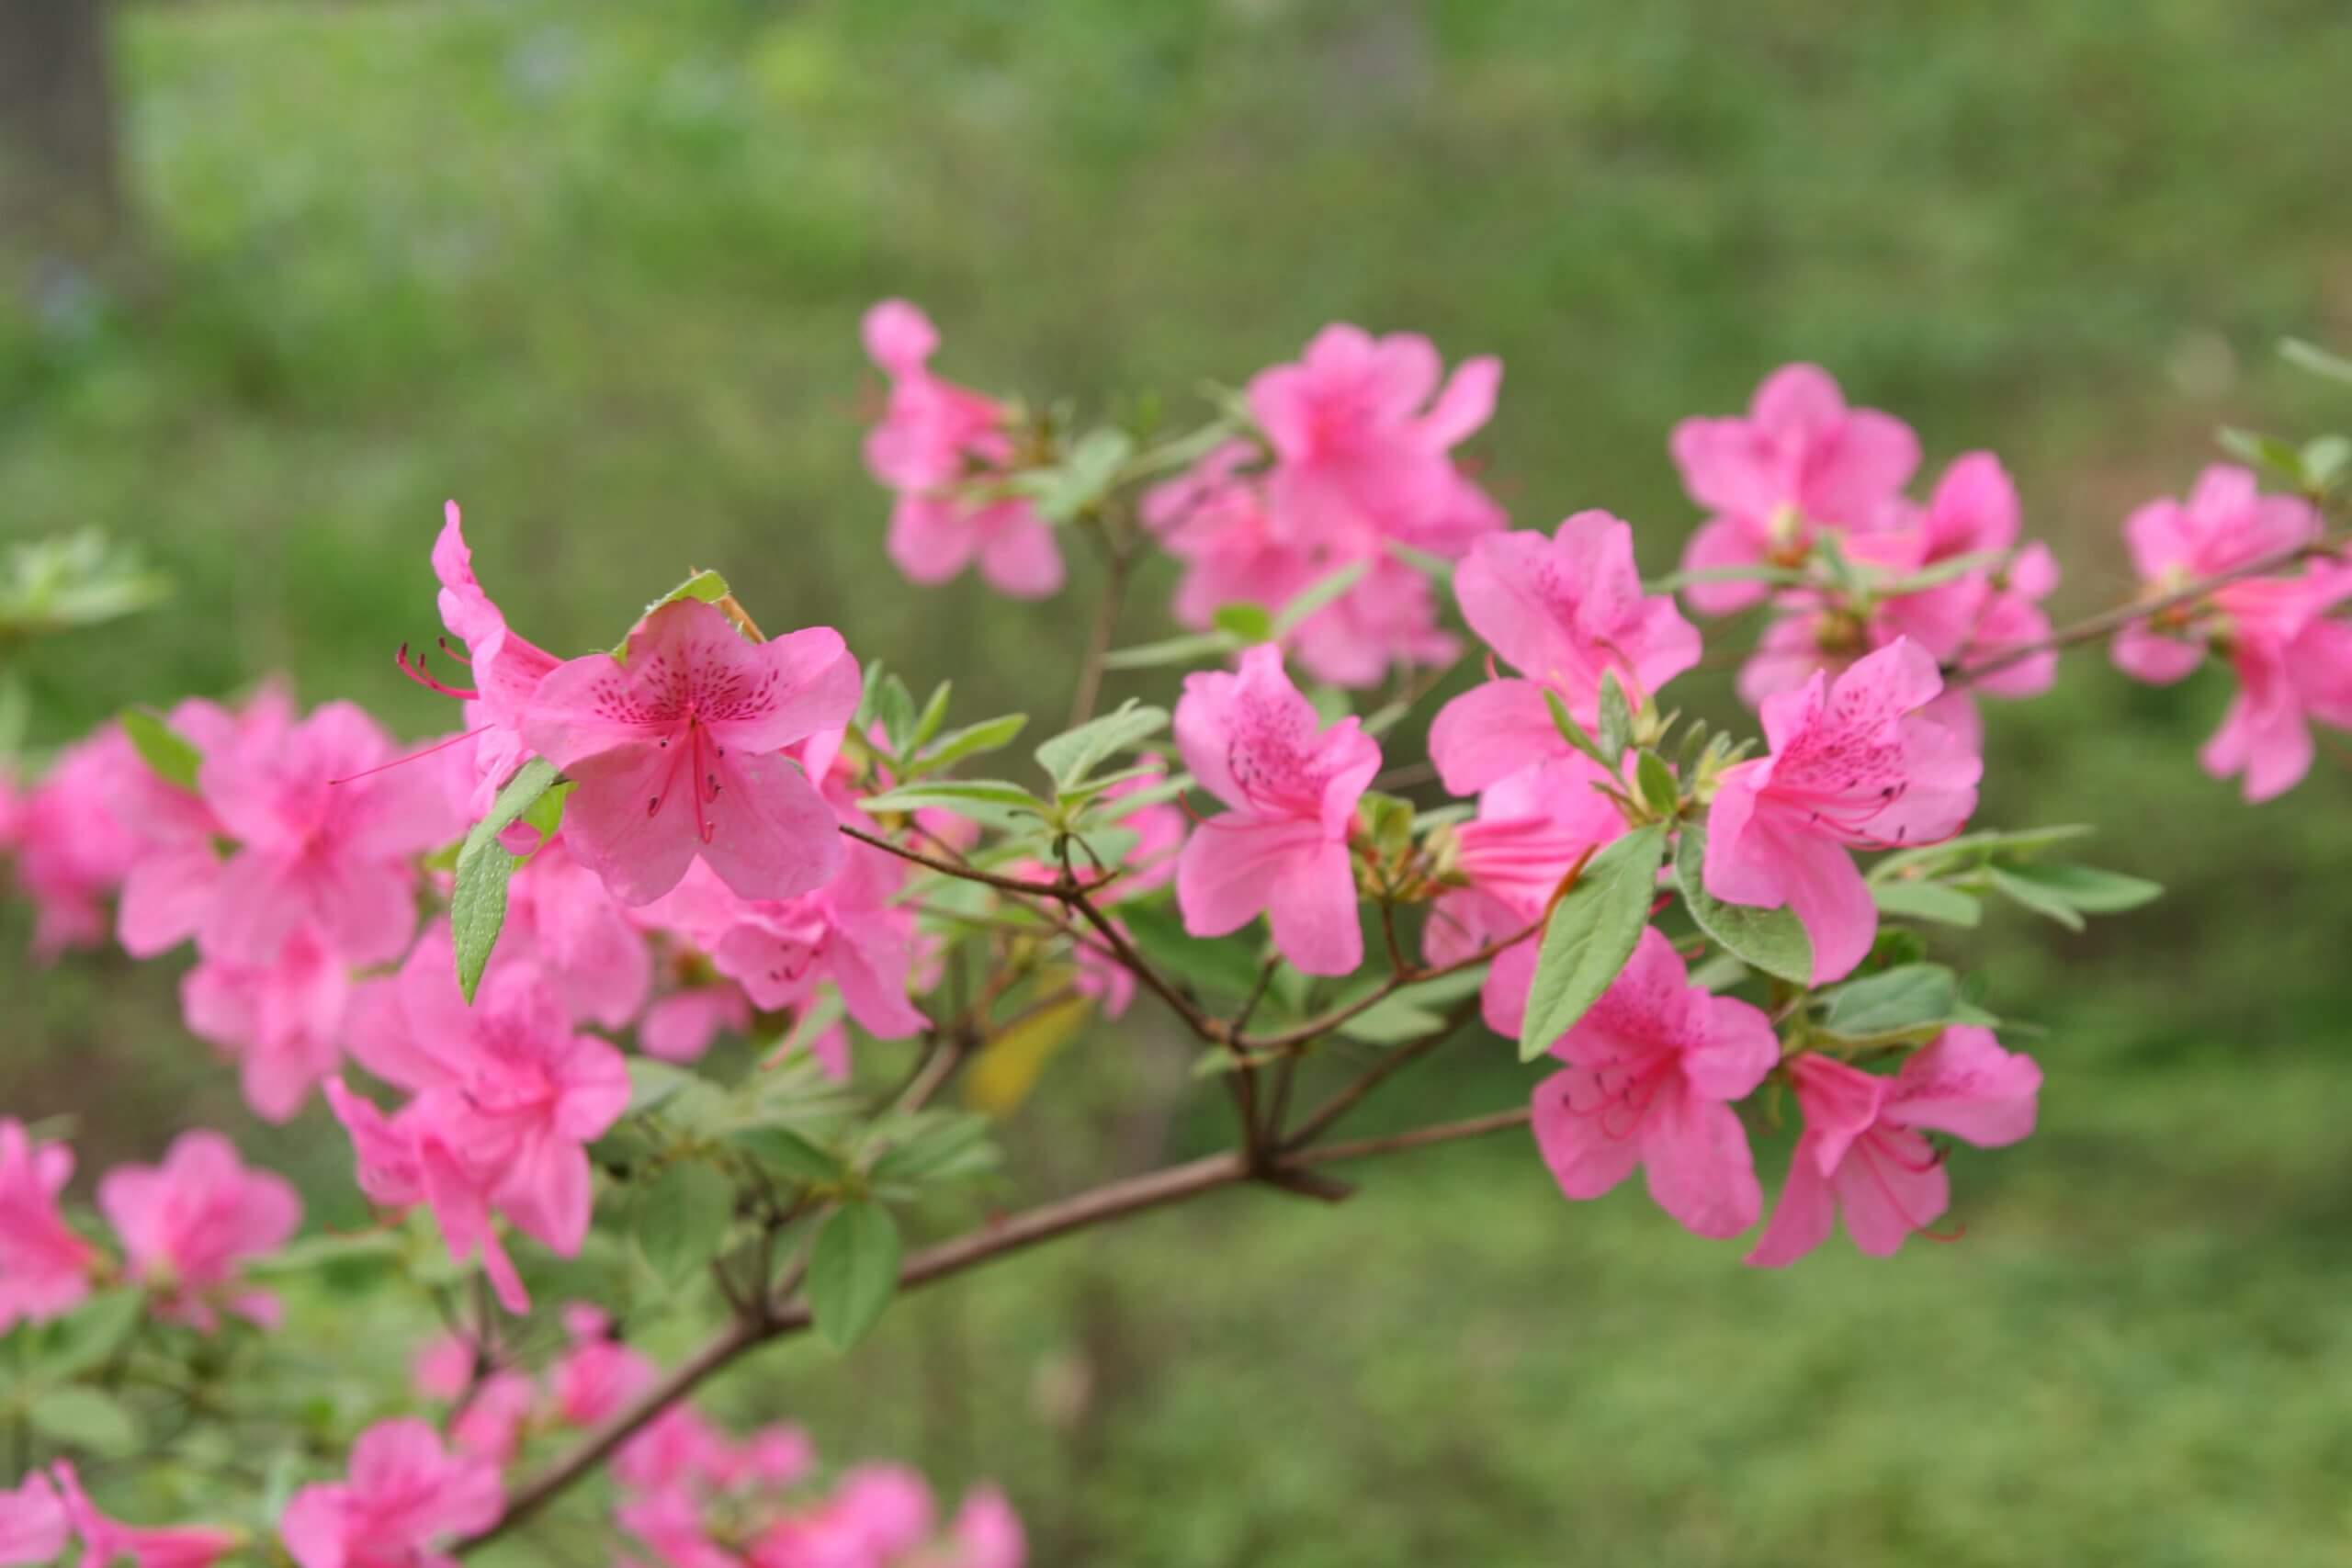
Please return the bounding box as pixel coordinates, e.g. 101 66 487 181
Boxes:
615 570 730 653
875 674 920 755
1673 826 1811 985
451 758 560 1003
1035 699 1170 793
1987 866 2086 931
912 682 953 750
1518 825 1667 1061
1272 559 1369 635
1634 750 1679 818
626 1057 699 1116
1872 823 2094 880
2281 337 2352 387
1102 631 1241 670
32 1290 143 1381
808 1201 903 1350
1119 900 1268 1001
29 1387 140 1457
636 1161 735 1285
870 1113 999 1185
1541 688 1615 772
913 714 1028 773
1817 964 1962 1041
119 707 203 790
2218 426 2304 483
1212 602 1276 643
1870 880 1983 928
1996 862 2163 915
2300 435 2351 492
860 779 1048 815
729 1126 842 1185
1595 673 1633 765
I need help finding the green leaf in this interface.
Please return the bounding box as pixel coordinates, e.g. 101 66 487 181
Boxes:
1119 899 1267 1001
875 674 919 755
1673 826 1812 985
1272 559 1368 635
912 682 953 750
1034 699 1170 793
1817 964 1962 1041
1212 602 1276 643
1025 427 1137 523
1996 862 2163 914
1517 824 1667 1061
1987 866 2086 931
870 1113 999 1185
913 714 1029 773
32 1290 143 1381
119 707 203 790
1870 879 1983 928
2281 337 2352 387
450 758 560 1003
808 1201 903 1350
1871 823 2094 880
1541 688 1616 773
1102 631 1241 670
729 1126 842 1185
2301 435 2352 491
1645 561 1810 594
2218 425 2303 483
626 1057 700 1116
1876 548 2009 596
635 1161 736 1285
616 570 730 653
1595 673 1633 765
860 779 1047 816
1634 750 1679 818
29 1387 140 1457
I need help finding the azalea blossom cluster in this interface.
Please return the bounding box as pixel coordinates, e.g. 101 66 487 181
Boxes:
3 305 2343 1555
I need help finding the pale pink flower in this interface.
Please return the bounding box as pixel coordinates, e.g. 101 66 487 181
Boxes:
945 1488 1025 1568
11 731 142 961
279 1418 503 1568
1747 1027 2041 1267
50 1461 238 1568
492 835 654 1029
522 599 860 906
1430 513 1701 794
1531 928 1778 1239
862 300 1063 599
551 1303 656 1427
197 701 455 968
347 926 631 1279
1173 645 1380 976
0 1119 95 1331
97 1130 300 1331
179 924 352 1122
1421 755 1626 1037
1672 364 1919 615
1704 639 1979 984
1248 323 1503 554
426 502 562 816
0 1473 68 1567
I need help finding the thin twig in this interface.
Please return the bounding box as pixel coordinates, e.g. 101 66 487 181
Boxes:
1280 997 1485 1149
1067 525 1134 729
1291 1106 1532 1167
1238 919 1536 1055
842 823 1121 899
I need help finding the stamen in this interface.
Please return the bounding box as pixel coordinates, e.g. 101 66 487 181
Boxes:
329 724 490 785
396 644 481 703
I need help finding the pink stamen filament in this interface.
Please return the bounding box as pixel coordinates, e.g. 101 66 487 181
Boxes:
396 643 481 703
328 724 491 786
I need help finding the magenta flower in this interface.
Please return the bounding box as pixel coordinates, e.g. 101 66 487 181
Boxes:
279 1418 504 1568
179 924 352 1123
1421 755 1627 1037
323 1078 529 1314
347 926 630 1281
861 299 1064 598
448 1373 537 1468
428 502 561 816
1747 1027 2041 1267
0 1119 96 1331
50 1462 239 1568
197 701 456 968
637 980 754 1064
1530 927 1779 1239
2109 467 2352 800
1248 323 1503 553
1172 645 1381 976
0 1473 67 1568
1672 364 1919 615
523 598 860 907
948 1488 1027 1568
1430 512 1702 794
551 1303 657 1427
1285 552 1463 689
97 1130 300 1331
1704 638 1980 984
106 690 295 959
11 731 143 962
492 834 654 1029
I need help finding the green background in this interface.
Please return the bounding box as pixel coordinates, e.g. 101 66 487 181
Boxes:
6 2 2352 1562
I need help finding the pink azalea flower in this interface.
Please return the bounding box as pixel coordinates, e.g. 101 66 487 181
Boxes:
861 300 1063 599
750 1465 934 1568
0 1119 96 1331
1284 552 1462 690
449 1372 538 1468
638 979 755 1064
492 835 654 1029
1172 645 1381 976
179 924 353 1122
615 1405 734 1495
945 1488 1025 1568
347 926 631 1280
428 502 562 817
323 1077 529 1314
1703 638 1980 984
1672 364 1919 615
522 598 860 907
197 701 456 968
278 1418 503 1568
0 1473 68 1567
50 1461 239 1568
1430 512 1702 794
411 1333 478 1402
1147 441 1319 626
97 1129 300 1331
1530 927 1779 1239
551 1303 657 1427
1248 323 1503 553
11 730 142 962
1747 1027 2042 1267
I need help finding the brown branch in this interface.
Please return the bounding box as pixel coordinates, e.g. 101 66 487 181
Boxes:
840 823 1120 900
1067 536 1134 729
1279 996 1485 1148
1291 1106 1532 1167
1238 919 1536 1055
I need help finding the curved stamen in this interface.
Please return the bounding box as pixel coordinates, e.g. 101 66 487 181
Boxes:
329 724 491 786
396 643 481 703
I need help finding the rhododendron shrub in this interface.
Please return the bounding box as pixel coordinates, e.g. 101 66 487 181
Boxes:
5 312 2347 1560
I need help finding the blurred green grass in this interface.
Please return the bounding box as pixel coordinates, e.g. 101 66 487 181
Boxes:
6 1 2352 1562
